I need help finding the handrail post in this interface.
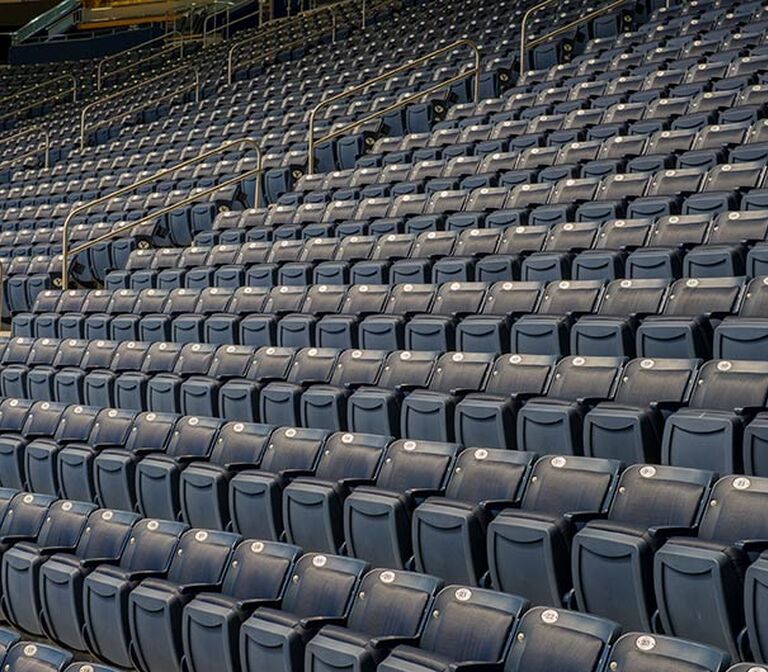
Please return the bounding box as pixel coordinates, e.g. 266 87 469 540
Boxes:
362 0 366 28
519 0 557 78
332 10 337 42
60 139 263 291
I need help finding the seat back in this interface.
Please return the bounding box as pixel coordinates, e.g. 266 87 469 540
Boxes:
375 350 437 390
345 569 442 637
483 354 555 396
662 277 744 317
74 509 139 561
545 356 625 402
22 401 68 439
141 342 183 374
698 475 768 545
164 416 223 460
4 641 73 671
597 279 669 316
503 607 620 672
118 519 187 572
688 359 768 411
375 439 460 492
173 343 217 376
165 529 241 586
0 399 34 432
329 349 387 387
608 464 714 529
427 352 495 394
520 455 620 516
220 540 301 600
419 586 526 662
612 358 699 407
125 412 178 453
53 405 100 443
0 493 54 540
34 500 96 551
88 408 138 449
313 432 391 482
207 345 256 379
259 427 330 474
286 348 339 384
445 449 534 505
207 422 273 468
538 280 604 315
278 553 367 619
605 632 730 672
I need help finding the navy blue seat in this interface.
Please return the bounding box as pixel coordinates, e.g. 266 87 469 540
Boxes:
239 553 368 672
605 633 730 672
487 454 620 606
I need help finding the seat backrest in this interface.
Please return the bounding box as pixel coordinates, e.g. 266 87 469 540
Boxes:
141 342 183 374
229 286 269 314
445 449 535 504
688 359 768 411
278 553 367 619
428 352 495 394
345 569 442 638
342 285 392 315
302 285 348 314
385 283 437 315
483 354 555 396
521 455 620 516
1 337 34 365
481 281 543 316
111 341 151 373
431 282 487 317
0 493 54 541
4 641 73 671
248 347 295 382
545 356 625 402
164 416 223 460
662 277 744 317
53 405 100 443
52 339 89 368
608 464 713 530
125 411 178 453
119 519 187 572
612 358 699 407
286 348 339 385
419 586 526 662
208 345 256 379
74 509 139 561
503 607 620 672
605 632 730 672
88 408 138 449
329 349 386 388
0 398 34 432
259 427 330 474
376 350 437 390
173 343 218 376
698 475 768 545
375 439 460 492
538 280 604 315
207 422 273 469
21 401 67 439
35 500 96 551
165 529 241 586
738 276 768 317
220 540 301 600
313 432 390 482
598 279 670 317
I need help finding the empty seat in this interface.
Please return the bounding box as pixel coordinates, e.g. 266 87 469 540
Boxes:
572 463 714 631
656 474 768 660
377 586 526 672
487 454 620 606
239 553 368 672
412 448 535 585
605 632 730 672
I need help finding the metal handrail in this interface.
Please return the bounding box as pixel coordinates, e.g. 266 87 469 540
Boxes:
519 0 631 76
97 30 185 90
80 65 200 151
203 0 269 47
0 126 50 170
0 74 77 126
226 0 368 84
202 1 234 46
60 138 263 290
308 38 480 173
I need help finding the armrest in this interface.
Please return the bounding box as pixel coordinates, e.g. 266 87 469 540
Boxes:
649 400 686 413
647 525 697 539
338 477 375 489
564 511 606 524
80 556 121 569
238 597 282 610
123 568 169 581
280 468 315 479
178 581 223 595
406 488 444 499
299 615 346 630
734 539 768 554
478 499 519 514
369 635 421 649
735 406 764 416
449 387 476 397
449 661 504 672
576 396 606 406
0 533 37 544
